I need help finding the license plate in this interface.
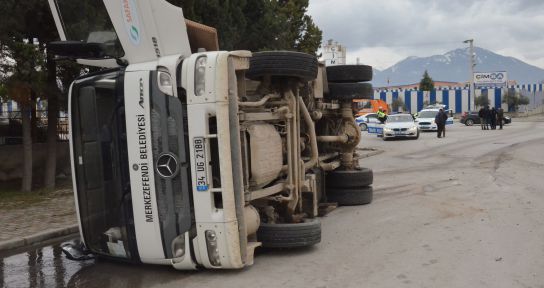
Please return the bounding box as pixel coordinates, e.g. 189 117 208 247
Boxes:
193 137 208 191
395 131 404 135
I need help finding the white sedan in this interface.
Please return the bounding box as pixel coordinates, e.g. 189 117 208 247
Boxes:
382 114 420 140
355 113 379 131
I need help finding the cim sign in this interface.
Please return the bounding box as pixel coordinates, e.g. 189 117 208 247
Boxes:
323 40 346 66
473 71 508 88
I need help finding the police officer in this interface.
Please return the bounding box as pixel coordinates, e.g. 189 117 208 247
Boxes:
377 108 387 124
497 107 505 129
490 107 498 130
435 108 446 138
478 107 485 130
484 106 491 130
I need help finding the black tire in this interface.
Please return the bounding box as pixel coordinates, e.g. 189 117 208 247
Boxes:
257 219 321 248
359 123 368 131
327 186 373 206
465 119 474 126
326 167 373 188
326 65 373 83
326 83 373 101
246 51 318 81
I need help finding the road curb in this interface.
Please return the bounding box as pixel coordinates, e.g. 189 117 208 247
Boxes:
0 225 79 252
357 147 384 158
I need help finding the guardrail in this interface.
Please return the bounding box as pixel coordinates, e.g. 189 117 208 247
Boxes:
0 110 68 145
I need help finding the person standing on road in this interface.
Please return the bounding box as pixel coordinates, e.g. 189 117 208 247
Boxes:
435 108 446 138
441 109 448 137
497 107 504 129
478 107 485 130
490 107 497 130
484 106 491 130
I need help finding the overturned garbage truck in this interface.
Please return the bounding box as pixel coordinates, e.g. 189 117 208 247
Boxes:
48 0 375 269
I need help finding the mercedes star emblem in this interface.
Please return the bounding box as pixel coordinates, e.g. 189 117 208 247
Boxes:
156 153 179 178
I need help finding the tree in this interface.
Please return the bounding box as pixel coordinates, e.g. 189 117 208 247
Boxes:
474 95 490 108
0 84 6 101
502 90 530 112
1 0 64 191
1 40 46 192
171 0 323 54
519 95 530 106
274 0 322 55
177 0 248 51
391 98 406 112
419 70 434 91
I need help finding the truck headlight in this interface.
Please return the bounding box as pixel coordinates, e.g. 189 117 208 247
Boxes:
171 234 185 260
194 56 207 96
205 230 221 266
157 67 174 96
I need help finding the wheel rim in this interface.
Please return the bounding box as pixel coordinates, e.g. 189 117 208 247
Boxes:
360 123 367 130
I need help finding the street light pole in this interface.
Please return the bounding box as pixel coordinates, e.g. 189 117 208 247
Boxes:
464 39 475 111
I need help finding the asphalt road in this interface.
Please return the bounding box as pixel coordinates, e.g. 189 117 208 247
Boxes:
2 118 544 288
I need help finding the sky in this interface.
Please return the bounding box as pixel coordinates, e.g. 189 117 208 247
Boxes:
307 0 544 71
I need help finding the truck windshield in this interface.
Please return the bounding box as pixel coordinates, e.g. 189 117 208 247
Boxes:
55 0 124 58
71 71 136 260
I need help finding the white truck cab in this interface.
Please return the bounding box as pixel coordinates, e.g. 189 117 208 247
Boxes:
49 0 259 269
49 0 376 270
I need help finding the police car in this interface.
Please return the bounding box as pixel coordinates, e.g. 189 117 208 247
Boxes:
415 105 453 131
355 113 379 131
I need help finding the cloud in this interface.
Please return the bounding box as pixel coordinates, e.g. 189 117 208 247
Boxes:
308 0 544 70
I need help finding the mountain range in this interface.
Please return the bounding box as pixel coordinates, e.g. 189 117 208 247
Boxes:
372 47 544 87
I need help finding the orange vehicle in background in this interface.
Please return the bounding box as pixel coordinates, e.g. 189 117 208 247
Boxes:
353 99 389 116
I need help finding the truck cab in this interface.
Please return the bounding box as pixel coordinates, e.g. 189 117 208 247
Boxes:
49 0 375 270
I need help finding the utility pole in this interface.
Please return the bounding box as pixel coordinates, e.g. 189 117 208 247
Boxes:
464 39 475 111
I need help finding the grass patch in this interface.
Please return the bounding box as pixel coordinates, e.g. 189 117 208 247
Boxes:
0 178 73 209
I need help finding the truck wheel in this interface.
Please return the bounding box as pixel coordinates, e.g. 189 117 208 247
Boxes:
326 83 373 100
326 65 373 83
327 186 373 206
257 219 321 248
246 51 318 81
326 167 373 188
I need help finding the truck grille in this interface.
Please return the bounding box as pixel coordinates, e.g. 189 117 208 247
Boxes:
150 72 192 259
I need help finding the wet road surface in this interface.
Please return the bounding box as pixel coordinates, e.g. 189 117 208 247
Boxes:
0 241 193 287
2 119 544 288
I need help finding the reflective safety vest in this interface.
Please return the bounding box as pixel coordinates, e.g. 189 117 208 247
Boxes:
377 111 386 118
